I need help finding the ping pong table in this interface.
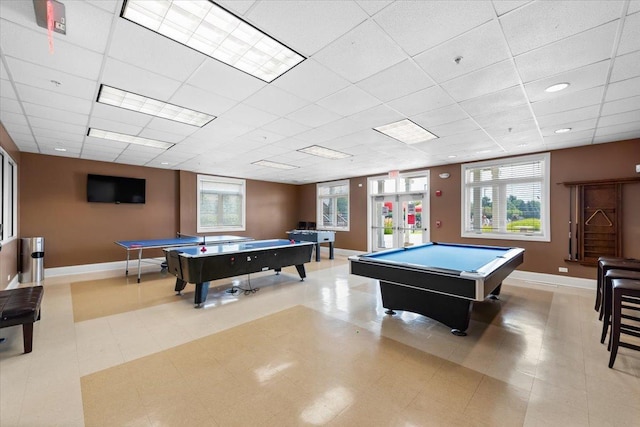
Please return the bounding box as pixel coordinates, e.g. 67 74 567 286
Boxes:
115 234 253 283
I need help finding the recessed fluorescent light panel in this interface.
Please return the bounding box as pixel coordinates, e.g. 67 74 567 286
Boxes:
298 145 351 160
121 0 305 83
97 85 215 127
87 128 174 149
374 119 438 144
252 160 298 170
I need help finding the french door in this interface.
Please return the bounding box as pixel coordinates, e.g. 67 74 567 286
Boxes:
371 193 428 252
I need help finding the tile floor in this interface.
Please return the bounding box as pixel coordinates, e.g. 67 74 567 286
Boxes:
1 255 639 426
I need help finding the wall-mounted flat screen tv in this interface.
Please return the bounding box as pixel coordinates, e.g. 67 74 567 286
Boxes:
87 174 146 204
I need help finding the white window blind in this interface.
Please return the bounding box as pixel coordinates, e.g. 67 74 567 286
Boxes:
197 175 246 232
461 153 550 242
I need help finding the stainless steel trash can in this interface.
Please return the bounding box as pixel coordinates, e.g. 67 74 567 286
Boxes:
20 237 45 283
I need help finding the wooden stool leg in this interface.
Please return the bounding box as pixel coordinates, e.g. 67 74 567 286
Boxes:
22 322 34 354
608 290 622 368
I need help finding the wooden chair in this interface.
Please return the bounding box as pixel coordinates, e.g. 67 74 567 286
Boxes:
596 257 640 318
608 278 640 368
600 269 640 344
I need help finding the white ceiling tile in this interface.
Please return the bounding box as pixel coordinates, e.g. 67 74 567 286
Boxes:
414 21 511 84
88 116 143 136
472 104 534 129
514 21 618 82
15 83 93 115
186 58 266 102
86 0 118 14
531 86 604 116
597 109 640 127
0 21 104 80
441 60 521 102
411 104 470 128
190 117 253 142
0 111 29 126
247 1 368 55
537 105 601 128
91 103 152 128
287 104 342 128
22 102 88 127
388 86 456 117
108 19 205 82
617 10 640 55
261 118 310 138
593 129 640 143
32 127 85 143
271 59 350 103
355 0 393 16
524 60 611 102
492 1 532 16
610 51 640 83
6 57 98 100
356 59 435 102
346 104 405 129
221 103 279 128
216 0 256 15
374 1 495 56
168 84 236 118
313 20 406 83
429 118 480 138
540 118 598 136
243 86 309 117
2 123 31 136
28 116 86 135
601 96 640 115
101 58 183 102
604 76 640 101
316 85 381 116
145 117 200 138
0 97 21 114
458 85 528 117
0 78 17 100
501 1 623 55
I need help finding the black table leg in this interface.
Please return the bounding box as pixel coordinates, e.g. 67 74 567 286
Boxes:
194 282 210 308
329 242 334 260
295 264 307 280
315 243 321 262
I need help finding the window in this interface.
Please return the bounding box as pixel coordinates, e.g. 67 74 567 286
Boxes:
317 180 349 231
461 153 550 242
0 148 17 242
197 175 246 232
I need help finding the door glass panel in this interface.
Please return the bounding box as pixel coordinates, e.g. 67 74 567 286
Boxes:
372 198 394 251
397 197 425 247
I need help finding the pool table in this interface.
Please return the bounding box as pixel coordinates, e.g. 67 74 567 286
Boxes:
165 239 315 307
349 242 524 335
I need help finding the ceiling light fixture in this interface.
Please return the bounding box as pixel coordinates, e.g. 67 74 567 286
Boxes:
373 119 438 144
554 128 572 134
54 147 67 152
87 128 175 149
97 85 215 127
121 0 305 83
545 82 570 93
252 160 298 170
298 145 351 160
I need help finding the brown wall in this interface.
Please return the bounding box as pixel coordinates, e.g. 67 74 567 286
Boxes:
18 154 301 269
20 153 180 267
301 138 640 280
0 123 20 288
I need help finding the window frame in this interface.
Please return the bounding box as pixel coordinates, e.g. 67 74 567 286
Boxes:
0 148 18 243
196 174 246 233
460 153 550 242
317 179 350 231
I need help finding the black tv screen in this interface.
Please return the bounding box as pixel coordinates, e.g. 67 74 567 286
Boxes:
87 174 146 204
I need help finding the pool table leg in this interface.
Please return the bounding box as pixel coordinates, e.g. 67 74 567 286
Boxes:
174 278 187 295
380 281 473 336
295 264 307 280
194 282 210 308
488 284 502 300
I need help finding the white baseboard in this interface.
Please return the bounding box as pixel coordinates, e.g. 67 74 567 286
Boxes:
43 258 165 279
502 270 595 290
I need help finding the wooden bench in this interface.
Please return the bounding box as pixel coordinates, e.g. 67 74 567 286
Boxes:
0 286 44 353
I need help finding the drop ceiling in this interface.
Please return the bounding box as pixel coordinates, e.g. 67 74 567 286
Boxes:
1 0 638 184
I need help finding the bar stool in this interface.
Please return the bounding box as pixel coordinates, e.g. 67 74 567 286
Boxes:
608 278 640 368
600 269 640 343
596 257 640 318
